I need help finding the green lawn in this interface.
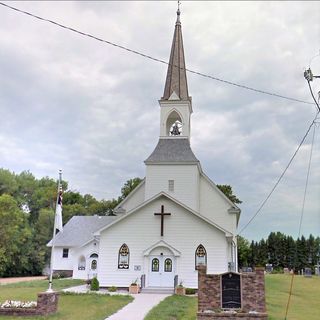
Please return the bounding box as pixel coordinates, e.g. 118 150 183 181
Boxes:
144 274 320 320
265 274 320 320
1 276 319 320
0 279 133 320
144 295 197 320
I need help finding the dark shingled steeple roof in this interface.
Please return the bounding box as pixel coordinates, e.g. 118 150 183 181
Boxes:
161 8 190 101
145 138 198 163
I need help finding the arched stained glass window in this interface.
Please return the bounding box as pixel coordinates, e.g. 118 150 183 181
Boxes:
118 244 130 269
195 244 207 269
152 258 159 272
164 258 172 272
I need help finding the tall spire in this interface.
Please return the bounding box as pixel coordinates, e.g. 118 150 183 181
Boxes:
161 5 190 101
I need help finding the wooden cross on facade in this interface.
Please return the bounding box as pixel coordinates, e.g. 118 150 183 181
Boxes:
154 205 171 236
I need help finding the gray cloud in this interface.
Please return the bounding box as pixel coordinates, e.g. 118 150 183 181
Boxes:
0 1 319 240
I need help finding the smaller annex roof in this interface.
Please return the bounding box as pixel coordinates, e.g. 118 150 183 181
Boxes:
145 138 199 163
48 215 118 247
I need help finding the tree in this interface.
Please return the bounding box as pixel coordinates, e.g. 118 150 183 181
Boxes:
120 178 142 201
216 184 242 204
0 194 31 276
0 169 18 196
237 236 250 268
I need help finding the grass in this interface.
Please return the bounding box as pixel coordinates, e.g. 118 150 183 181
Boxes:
0 279 133 320
144 295 197 320
1 275 319 319
144 275 320 320
265 274 320 320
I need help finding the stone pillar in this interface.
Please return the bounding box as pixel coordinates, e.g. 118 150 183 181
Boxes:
241 268 266 312
36 292 59 315
197 265 221 312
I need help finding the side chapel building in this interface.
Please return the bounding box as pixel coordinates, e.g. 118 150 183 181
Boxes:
50 9 240 290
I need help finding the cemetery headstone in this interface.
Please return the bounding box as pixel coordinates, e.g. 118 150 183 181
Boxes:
265 264 273 273
304 267 312 277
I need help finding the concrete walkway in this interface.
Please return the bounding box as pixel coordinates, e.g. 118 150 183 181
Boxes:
105 293 170 320
63 285 170 320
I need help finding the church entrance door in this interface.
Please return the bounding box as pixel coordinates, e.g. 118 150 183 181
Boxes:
149 255 175 287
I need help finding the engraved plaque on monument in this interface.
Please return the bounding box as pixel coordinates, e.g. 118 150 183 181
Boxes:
221 273 241 308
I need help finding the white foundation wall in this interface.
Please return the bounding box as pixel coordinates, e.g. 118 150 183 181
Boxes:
98 196 228 288
145 165 200 211
199 175 237 234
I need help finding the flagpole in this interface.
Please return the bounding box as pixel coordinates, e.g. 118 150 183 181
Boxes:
47 169 62 292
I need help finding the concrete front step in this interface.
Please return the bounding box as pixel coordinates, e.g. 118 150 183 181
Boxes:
141 287 174 294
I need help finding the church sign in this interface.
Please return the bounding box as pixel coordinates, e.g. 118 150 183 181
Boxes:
221 273 241 308
197 266 268 320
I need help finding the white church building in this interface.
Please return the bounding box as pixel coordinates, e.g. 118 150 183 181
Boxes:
50 9 240 290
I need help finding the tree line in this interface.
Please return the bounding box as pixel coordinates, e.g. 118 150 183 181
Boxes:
1 167 317 277
0 168 142 277
238 232 320 272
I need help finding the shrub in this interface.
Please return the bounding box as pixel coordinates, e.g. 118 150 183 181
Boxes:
185 288 197 295
108 286 117 292
90 277 99 291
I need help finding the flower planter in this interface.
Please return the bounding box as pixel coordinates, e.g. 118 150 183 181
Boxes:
129 284 140 294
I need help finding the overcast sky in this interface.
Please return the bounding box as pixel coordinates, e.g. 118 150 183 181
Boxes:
1 1 319 240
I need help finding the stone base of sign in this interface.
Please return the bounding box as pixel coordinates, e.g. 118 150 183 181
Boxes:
0 292 59 316
197 312 268 320
197 266 267 320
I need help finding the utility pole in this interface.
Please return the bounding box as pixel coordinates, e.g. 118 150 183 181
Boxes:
304 67 320 276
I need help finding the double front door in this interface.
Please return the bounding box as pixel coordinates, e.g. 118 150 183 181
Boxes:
148 255 175 287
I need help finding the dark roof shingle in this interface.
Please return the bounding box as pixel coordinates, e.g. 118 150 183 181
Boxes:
145 138 199 163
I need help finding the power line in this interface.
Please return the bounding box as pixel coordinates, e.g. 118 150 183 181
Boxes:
0 1 315 106
284 123 316 320
238 111 319 235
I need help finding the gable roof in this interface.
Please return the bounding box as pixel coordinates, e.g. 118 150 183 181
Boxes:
48 215 118 247
145 138 199 163
143 240 181 257
95 191 233 236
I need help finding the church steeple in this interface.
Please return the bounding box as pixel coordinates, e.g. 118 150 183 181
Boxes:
161 7 190 102
158 7 193 140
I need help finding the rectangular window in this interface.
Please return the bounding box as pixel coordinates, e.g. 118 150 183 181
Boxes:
62 248 69 258
168 180 174 192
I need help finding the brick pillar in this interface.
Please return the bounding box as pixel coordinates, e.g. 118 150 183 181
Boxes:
254 267 266 312
36 292 59 315
241 268 266 312
197 265 207 312
197 266 221 312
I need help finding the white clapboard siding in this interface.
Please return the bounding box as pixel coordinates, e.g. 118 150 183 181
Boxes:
72 241 100 280
52 247 74 271
121 181 146 212
145 165 200 211
199 175 237 234
98 196 228 288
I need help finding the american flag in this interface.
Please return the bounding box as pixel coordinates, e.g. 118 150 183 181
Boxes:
55 187 63 232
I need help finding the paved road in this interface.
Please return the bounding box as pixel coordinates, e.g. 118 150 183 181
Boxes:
0 276 47 285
